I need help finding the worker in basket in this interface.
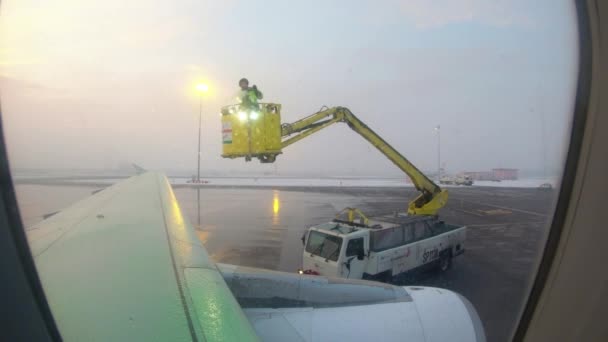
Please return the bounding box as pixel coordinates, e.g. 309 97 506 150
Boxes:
237 78 263 110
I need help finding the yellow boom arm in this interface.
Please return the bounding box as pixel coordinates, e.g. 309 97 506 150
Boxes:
220 104 448 215
281 106 447 215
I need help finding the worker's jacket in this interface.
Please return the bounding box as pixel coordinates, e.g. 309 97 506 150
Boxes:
238 87 263 108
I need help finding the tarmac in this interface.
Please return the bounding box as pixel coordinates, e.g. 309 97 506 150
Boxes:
174 185 556 342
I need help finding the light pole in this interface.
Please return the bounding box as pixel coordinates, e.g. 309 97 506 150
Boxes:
435 125 441 181
195 83 208 183
194 83 208 229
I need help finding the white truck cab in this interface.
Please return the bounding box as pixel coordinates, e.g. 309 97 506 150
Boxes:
301 214 466 281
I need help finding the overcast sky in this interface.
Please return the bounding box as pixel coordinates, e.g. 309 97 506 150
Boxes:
0 0 578 177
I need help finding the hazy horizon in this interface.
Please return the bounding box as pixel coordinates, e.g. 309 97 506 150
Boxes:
10 165 559 180
0 1 578 178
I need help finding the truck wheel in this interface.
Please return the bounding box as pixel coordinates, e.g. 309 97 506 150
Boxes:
439 252 452 272
373 270 392 283
379 270 393 283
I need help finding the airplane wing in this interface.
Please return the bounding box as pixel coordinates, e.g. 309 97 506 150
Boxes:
27 172 258 341
27 172 485 341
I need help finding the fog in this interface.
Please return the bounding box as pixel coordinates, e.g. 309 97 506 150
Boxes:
0 0 578 177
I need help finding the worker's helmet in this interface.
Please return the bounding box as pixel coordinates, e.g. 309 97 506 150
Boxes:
239 78 249 87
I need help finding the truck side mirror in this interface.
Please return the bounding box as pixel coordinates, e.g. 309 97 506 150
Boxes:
301 233 306 246
357 250 365 260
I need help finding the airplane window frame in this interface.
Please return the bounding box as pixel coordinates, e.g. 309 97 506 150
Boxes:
0 1 595 341
0 119 63 340
512 0 593 340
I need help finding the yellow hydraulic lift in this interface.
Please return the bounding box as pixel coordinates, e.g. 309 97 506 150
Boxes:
220 104 448 216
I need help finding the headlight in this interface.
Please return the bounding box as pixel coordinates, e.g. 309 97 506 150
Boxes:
238 111 247 121
250 111 259 120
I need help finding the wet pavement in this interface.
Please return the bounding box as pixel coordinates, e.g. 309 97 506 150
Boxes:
174 186 555 342
173 188 366 272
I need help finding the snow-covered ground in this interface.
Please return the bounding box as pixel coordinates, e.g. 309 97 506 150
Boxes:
168 177 409 187
45 176 559 189
170 176 558 188
473 178 558 188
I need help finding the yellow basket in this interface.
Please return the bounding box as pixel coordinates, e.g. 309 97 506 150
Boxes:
221 103 283 162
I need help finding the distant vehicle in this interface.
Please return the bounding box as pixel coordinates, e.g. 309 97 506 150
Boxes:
439 176 453 185
440 175 474 186
187 175 210 184
300 209 466 281
538 183 553 190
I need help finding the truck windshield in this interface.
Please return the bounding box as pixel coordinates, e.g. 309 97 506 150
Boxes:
305 231 343 262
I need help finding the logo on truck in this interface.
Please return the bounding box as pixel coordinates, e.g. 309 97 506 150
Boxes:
422 248 439 263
